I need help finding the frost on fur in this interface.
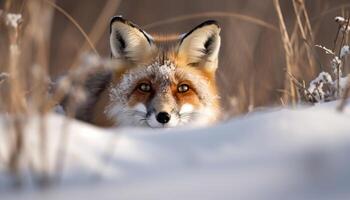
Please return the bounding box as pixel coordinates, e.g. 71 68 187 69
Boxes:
108 60 176 106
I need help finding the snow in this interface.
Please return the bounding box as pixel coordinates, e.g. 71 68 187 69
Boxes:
1 102 350 199
307 71 334 102
340 45 350 59
315 44 334 55
5 13 22 28
331 56 342 76
335 16 346 24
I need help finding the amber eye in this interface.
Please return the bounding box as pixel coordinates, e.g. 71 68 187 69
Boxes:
138 83 152 92
177 84 189 93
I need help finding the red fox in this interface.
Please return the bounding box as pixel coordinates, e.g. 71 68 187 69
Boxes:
71 16 221 128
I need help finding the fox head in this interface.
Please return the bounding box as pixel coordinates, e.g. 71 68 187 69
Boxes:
105 16 221 128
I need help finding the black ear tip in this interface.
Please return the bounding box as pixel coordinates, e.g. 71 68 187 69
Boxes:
109 15 143 34
109 16 153 46
110 16 124 33
179 20 220 44
110 15 127 25
197 20 220 29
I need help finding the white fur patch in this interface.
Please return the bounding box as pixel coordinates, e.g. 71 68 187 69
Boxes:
105 104 148 127
133 103 147 113
179 104 194 114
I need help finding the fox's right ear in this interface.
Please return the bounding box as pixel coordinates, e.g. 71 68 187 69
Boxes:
177 20 221 72
110 16 154 63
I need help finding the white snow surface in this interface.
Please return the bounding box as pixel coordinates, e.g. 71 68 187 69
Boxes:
1 102 350 200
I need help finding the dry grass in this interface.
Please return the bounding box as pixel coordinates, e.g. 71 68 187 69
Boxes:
274 0 349 105
274 0 297 105
0 0 122 186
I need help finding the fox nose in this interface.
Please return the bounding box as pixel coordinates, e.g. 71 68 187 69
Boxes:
156 112 171 124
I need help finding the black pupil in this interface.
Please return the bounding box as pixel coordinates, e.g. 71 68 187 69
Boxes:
179 84 189 92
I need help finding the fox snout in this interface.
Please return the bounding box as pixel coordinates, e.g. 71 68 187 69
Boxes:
146 93 179 127
130 100 198 128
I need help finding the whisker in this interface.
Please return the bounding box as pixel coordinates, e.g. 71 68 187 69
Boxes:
179 110 211 125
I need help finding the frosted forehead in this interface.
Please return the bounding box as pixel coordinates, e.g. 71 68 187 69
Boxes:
109 60 176 104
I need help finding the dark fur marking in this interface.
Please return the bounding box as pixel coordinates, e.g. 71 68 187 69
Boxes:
110 16 152 45
204 34 214 54
116 32 126 50
179 20 219 46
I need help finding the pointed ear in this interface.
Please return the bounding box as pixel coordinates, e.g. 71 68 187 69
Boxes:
110 16 154 63
177 20 221 71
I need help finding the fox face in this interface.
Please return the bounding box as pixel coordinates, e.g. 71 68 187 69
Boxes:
104 16 221 128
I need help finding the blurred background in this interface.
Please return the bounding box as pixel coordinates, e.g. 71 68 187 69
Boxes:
1 0 350 118
1 1 350 197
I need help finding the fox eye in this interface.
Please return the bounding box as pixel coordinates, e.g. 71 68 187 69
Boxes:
177 84 189 93
138 83 152 92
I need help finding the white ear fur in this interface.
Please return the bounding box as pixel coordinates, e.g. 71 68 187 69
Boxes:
178 21 221 70
110 16 154 63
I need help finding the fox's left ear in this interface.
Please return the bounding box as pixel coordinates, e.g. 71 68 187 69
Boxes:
177 20 221 72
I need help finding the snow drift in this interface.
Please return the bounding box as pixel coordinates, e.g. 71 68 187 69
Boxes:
1 102 350 200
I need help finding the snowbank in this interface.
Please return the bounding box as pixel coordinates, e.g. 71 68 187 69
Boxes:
1 102 350 200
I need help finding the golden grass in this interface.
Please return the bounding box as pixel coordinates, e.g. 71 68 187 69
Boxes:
273 0 297 105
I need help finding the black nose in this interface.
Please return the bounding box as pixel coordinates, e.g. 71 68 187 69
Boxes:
156 112 171 124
